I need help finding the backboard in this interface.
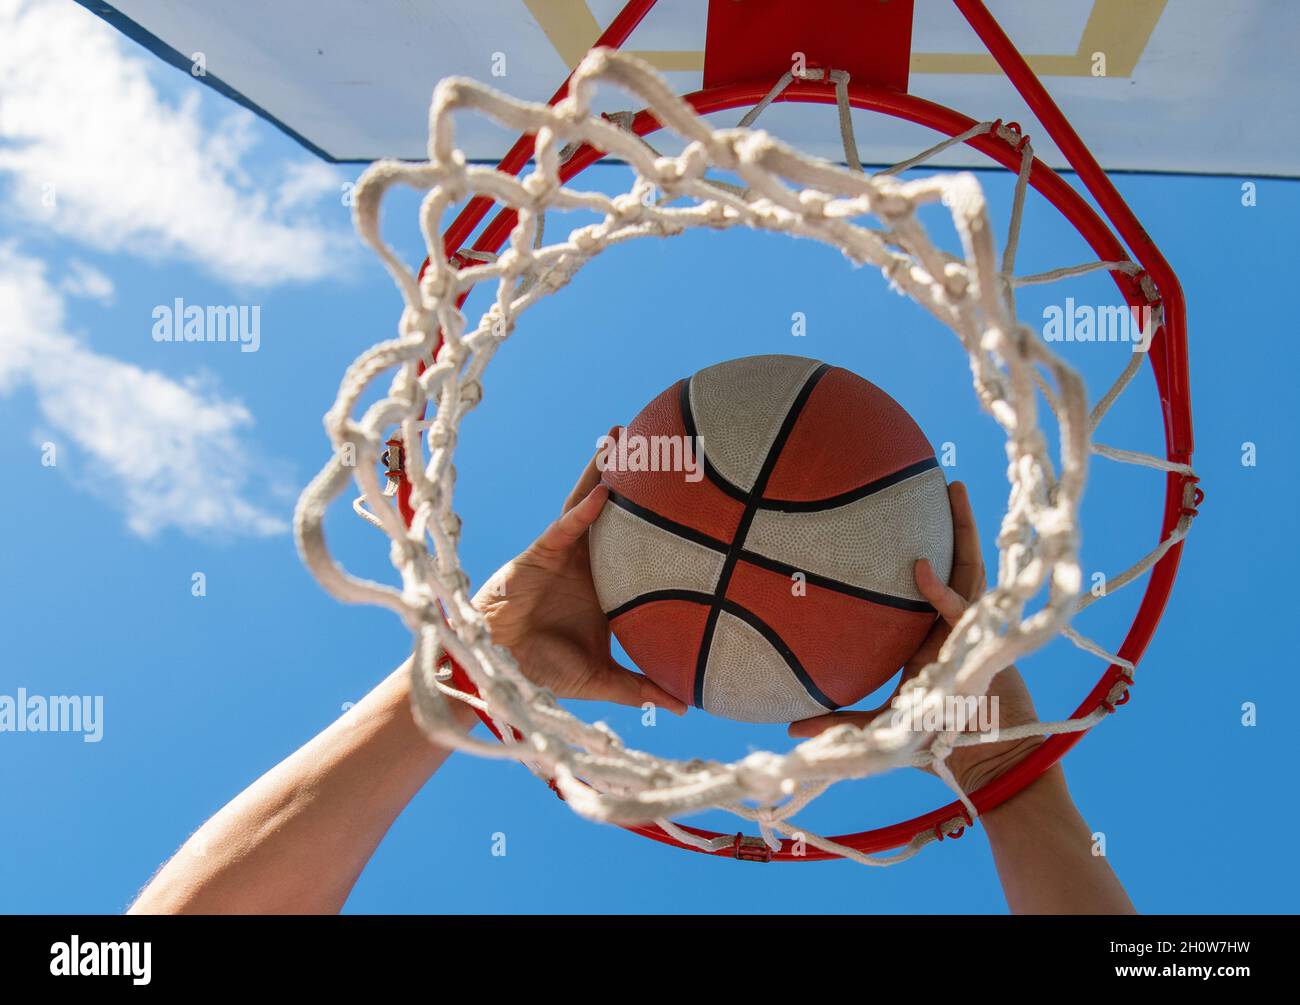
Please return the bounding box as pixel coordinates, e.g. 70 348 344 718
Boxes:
79 0 1298 176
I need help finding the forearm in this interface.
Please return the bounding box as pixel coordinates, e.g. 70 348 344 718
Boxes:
983 767 1135 915
129 661 476 914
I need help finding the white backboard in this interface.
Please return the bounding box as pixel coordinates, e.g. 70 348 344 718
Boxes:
79 0 1299 176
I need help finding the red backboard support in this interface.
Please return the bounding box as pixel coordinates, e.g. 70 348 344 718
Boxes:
703 0 914 93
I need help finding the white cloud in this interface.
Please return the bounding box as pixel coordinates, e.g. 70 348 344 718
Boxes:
276 161 347 214
0 0 352 287
0 244 286 539
61 259 115 304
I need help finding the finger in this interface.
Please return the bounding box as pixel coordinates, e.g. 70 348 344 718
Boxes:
787 709 874 739
946 481 985 601
914 558 969 626
562 425 622 513
589 660 688 716
535 484 609 554
896 651 929 687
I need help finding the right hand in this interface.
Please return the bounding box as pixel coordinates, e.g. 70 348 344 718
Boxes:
789 482 1044 794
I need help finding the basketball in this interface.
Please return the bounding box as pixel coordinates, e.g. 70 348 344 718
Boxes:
589 354 954 723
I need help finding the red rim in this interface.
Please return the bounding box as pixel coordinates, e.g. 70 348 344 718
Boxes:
400 0 1194 861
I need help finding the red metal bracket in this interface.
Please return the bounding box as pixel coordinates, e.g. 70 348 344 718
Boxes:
382 437 404 482
732 833 774 862
935 807 974 842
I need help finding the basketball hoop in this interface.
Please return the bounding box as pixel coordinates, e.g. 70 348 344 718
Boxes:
295 0 1196 864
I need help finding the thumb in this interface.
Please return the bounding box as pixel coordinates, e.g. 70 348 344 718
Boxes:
533 484 609 557
787 708 874 739
586 660 688 716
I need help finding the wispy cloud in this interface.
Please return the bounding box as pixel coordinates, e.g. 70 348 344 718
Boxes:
0 0 351 286
61 259 115 304
0 244 285 538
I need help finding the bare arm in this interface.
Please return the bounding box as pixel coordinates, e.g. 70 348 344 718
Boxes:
982 766 1135 914
131 431 679 914
129 661 476 914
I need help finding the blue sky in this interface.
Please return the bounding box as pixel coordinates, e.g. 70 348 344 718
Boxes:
1 0 1297 913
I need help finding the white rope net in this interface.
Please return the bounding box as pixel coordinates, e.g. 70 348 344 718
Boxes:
294 50 1194 865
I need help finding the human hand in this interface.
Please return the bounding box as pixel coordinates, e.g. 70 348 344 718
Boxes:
788 482 1044 793
472 428 688 715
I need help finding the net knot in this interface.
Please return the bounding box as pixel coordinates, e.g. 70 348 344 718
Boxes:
459 379 483 408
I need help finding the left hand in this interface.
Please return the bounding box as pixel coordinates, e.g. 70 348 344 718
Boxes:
472 428 688 715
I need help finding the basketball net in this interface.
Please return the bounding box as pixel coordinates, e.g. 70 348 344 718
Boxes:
294 50 1196 865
